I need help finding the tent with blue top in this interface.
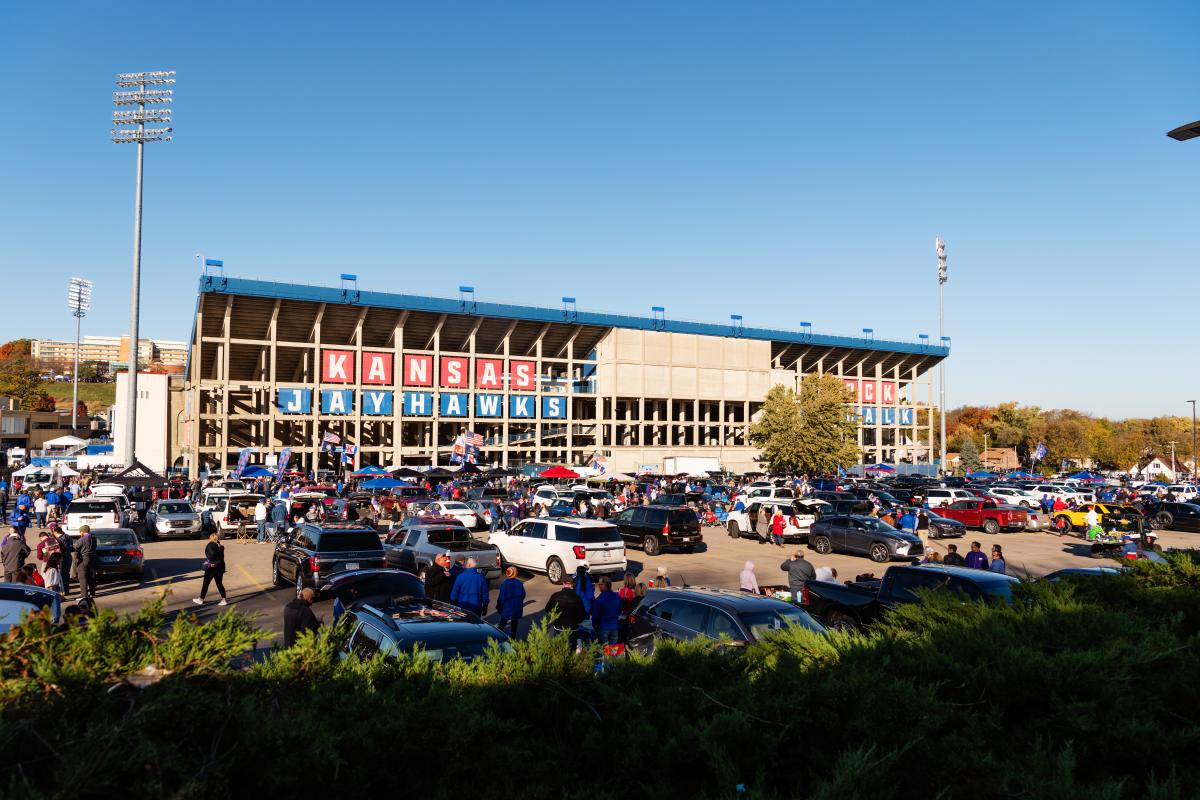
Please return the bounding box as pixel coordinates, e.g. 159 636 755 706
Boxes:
360 477 411 489
864 463 896 473
351 465 389 477
239 465 273 478
966 470 998 479
1068 470 1107 482
1004 470 1041 480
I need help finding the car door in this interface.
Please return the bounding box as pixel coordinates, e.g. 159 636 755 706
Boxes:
612 508 638 543
1171 504 1200 531
843 518 872 555
646 598 711 644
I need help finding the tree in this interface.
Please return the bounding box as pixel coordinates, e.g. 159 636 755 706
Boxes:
0 345 45 410
960 438 982 472
795 374 859 473
749 385 804 472
31 393 57 412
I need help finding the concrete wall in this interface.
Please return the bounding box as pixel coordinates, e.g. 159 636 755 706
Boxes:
112 372 170 473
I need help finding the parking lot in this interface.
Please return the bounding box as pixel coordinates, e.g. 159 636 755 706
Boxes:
78 521 1197 643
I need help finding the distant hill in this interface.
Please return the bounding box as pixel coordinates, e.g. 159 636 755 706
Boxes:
36 380 116 413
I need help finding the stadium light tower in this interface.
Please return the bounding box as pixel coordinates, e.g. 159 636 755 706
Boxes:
112 70 174 465
67 277 93 432
936 237 948 473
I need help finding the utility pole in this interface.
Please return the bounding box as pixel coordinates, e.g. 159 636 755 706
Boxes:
112 70 174 467
1189 401 1197 484
67 277 93 432
936 237 948 474
1168 440 1178 482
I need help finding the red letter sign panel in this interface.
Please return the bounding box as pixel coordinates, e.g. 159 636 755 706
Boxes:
403 354 433 387
361 352 393 385
880 381 895 404
842 379 858 401
861 380 877 403
475 358 503 390
510 359 536 391
322 349 354 384
440 356 469 388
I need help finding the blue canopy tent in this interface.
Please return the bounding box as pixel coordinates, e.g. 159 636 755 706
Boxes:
864 463 896 473
966 470 998 479
360 477 411 489
240 465 273 478
351 465 389 477
1004 470 1040 480
1068 470 1107 483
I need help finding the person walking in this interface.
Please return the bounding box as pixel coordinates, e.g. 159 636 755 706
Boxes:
424 553 453 602
254 498 269 543
544 574 587 651
2 528 30 582
590 575 622 645
496 566 526 638
964 541 989 570
989 545 1007 574
779 550 816 603
193 533 228 606
33 494 48 529
73 525 97 599
449 557 488 616
283 587 321 647
942 543 966 566
739 560 760 593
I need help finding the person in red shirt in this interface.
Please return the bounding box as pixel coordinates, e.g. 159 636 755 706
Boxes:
617 573 637 642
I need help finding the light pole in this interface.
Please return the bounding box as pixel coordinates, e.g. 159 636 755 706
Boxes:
112 70 174 467
1189 401 1197 483
936 237 948 473
67 277 93 433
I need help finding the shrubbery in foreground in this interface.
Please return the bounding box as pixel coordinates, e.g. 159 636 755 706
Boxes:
2 554 1200 799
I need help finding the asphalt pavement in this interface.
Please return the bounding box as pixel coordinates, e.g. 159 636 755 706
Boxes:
66 522 1196 644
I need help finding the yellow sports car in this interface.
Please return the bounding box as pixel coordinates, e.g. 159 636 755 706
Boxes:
1052 503 1138 532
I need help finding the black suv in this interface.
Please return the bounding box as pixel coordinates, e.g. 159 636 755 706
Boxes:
649 493 689 507
272 521 386 598
626 586 824 654
611 505 702 555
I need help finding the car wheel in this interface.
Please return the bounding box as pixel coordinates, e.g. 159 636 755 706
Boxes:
826 611 859 633
812 535 832 555
1154 513 1172 530
983 519 1000 535
869 543 890 563
546 557 565 585
643 535 661 556
727 521 741 539
272 559 287 588
295 573 307 600
928 528 940 540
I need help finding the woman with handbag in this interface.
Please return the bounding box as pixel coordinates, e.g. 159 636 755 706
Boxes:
192 533 228 606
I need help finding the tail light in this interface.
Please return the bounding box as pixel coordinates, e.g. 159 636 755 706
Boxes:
572 545 587 560
308 556 321 573
123 548 143 557
801 585 811 605
113 512 120 525
662 522 670 535
495 552 502 567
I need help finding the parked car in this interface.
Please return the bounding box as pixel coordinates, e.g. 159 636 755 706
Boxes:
462 499 495 529
801 564 1020 631
0 584 62 633
649 493 690 507
88 528 146 581
1033 484 1096 504
341 593 511 663
488 518 626 584
1051 502 1133 533
146 500 203 539
64 498 128 537
466 486 509 502
272 521 388 598
807 515 925 563
987 486 1040 508
216 493 265 539
923 488 976 508
625 586 825 654
725 500 816 544
744 486 796 502
382 520 502 581
925 510 966 539
936 498 1029 534
610 505 703 555
1147 501 1200 532
426 501 479 529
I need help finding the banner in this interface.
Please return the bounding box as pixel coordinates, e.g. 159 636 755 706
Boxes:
233 447 254 478
321 430 342 453
342 443 358 466
1033 442 1047 463
275 447 293 481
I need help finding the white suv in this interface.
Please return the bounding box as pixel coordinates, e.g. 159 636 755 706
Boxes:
489 518 626 584
988 487 1039 508
64 498 127 536
924 488 974 508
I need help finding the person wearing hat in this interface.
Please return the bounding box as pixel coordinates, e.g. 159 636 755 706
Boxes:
496 566 526 638
72 524 97 599
779 549 816 604
1 526 30 583
544 573 587 651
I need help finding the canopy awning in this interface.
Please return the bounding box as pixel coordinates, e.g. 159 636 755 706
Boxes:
43 435 86 448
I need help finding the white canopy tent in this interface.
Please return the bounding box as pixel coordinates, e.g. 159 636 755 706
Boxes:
11 464 51 476
43 435 86 448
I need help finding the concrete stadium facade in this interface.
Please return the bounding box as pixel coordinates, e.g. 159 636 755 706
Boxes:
179 275 949 475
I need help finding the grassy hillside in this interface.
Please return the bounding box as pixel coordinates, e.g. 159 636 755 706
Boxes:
36 380 116 413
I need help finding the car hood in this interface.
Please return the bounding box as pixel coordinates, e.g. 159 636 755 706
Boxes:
156 512 200 520
889 531 923 544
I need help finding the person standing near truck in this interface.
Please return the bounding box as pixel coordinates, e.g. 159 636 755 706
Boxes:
779 550 815 603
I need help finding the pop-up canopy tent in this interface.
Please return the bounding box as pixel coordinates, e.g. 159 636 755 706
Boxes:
966 470 998 479
12 464 51 476
43 435 86 449
540 466 580 479
239 465 273 478
351 465 389 477
99 460 167 487
361 477 411 490
1068 470 1107 483
1004 470 1041 480
864 463 896 473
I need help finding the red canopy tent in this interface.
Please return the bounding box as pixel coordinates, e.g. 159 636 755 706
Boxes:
539 466 580 479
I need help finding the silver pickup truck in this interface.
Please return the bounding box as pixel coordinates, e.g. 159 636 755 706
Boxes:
382 519 503 582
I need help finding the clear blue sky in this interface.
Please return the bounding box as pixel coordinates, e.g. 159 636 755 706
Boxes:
1 1 1197 418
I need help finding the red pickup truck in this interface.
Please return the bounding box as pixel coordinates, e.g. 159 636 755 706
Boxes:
937 498 1028 534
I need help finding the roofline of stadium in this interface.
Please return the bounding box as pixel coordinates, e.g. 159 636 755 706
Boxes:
198 275 950 358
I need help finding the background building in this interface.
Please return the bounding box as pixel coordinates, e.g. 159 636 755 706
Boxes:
111 372 182 475
179 275 949 475
32 335 187 373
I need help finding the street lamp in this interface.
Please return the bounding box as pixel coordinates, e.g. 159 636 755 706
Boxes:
67 277 93 432
1189 401 1197 483
936 237 948 473
112 70 174 466
1167 120 1200 141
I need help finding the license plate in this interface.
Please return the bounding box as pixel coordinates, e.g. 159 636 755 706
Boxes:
345 562 360 570
100 556 119 563
598 551 610 560
681 537 692 542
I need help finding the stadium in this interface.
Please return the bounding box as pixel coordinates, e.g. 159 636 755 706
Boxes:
179 272 949 475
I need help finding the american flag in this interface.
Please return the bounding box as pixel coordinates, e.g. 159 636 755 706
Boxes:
322 430 341 445
464 431 483 447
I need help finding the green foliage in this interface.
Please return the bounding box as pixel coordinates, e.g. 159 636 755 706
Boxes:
748 384 804 472
0 345 44 410
795 373 860 473
33 379 117 412
959 436 981 471
3 560 1200 798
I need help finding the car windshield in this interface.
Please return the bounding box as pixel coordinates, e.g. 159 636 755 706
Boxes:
740 606 824 640
95 532 136 547
667 509 696 524
315 532 382 552
426 527 471 545
860 518 895 532
158 502 194 514
980 581 1016 604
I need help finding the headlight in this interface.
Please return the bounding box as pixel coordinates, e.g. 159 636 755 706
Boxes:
157 520 170 530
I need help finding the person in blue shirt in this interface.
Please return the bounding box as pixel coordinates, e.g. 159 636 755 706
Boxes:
496 567 526 637
590 576 623 645
449 558 489 616
58 489 73 516
574 566 595 615
898 508 918 534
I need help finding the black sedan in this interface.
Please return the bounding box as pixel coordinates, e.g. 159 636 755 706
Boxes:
926 511 966 539
89 528 145 581
808 514 924 563
1147 502 1200 532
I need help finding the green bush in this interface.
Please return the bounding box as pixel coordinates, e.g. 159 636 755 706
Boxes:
2 557 1200 799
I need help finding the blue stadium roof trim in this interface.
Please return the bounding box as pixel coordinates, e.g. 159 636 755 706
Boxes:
200 276 949 358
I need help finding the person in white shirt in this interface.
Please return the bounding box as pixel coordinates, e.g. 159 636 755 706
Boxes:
814 565 838 582
33 496 48 528
1085 506 1100 531
254 500 269 543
